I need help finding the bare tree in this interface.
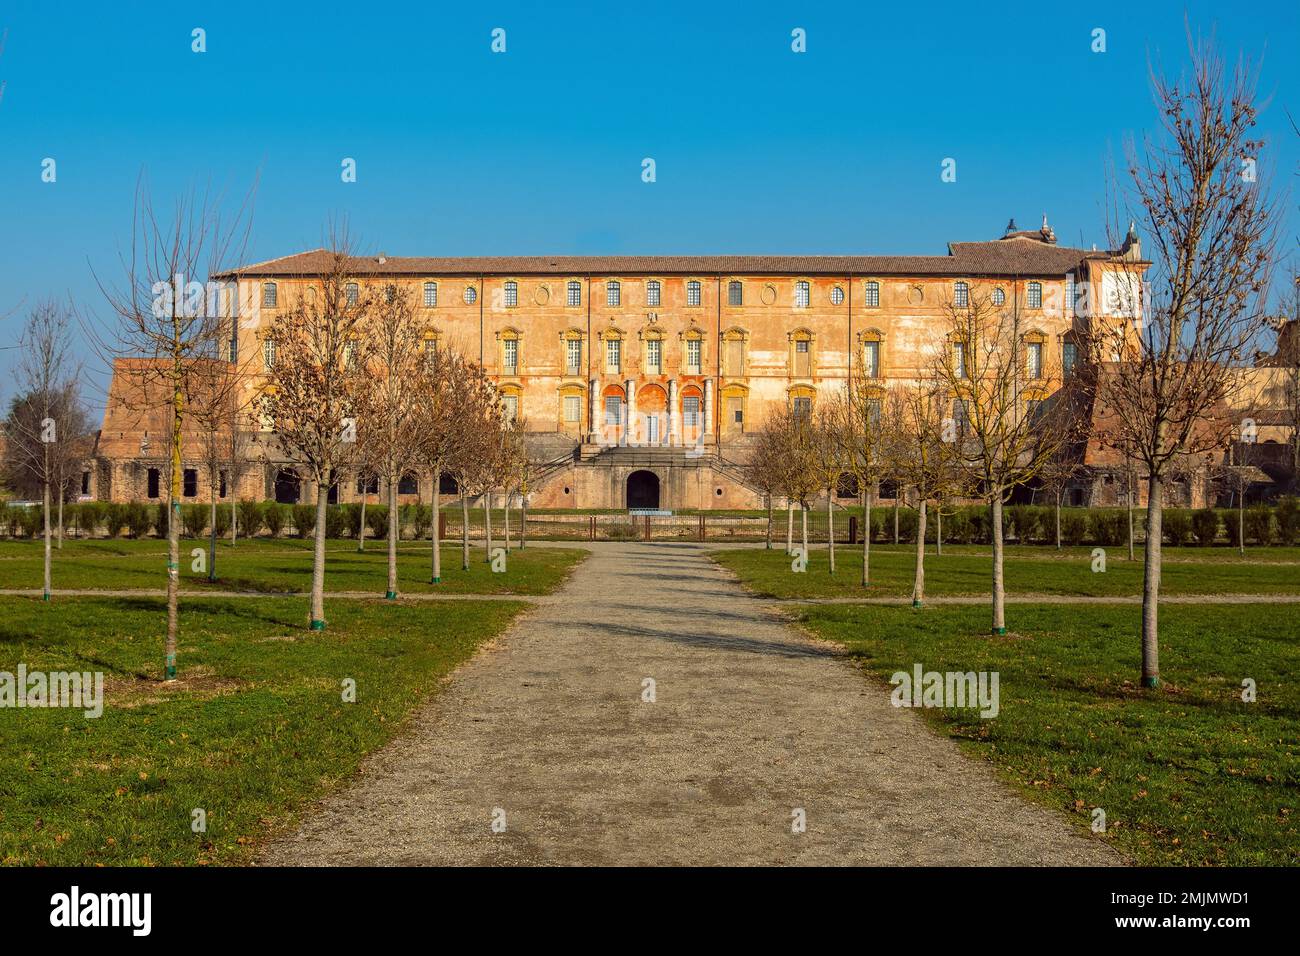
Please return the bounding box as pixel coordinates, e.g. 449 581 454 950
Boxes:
259 230 374 630
886 379 956 608
188 357 248 581
809 400 848 574
91 181 253 678
355 283 424 600
6 301 84 597
742 422 786 550
933 289 1082 634
411 346 464 582
1089 36 1280 686
842 374 892 586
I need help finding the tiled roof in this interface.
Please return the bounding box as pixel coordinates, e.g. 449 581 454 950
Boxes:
216 239 1120 281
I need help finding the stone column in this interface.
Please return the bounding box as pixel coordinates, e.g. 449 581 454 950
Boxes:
667 378 677 445
704 379 714 437
589 378 599 443
624 378 636 446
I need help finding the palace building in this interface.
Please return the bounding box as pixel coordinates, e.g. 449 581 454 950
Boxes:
89 219 1154 511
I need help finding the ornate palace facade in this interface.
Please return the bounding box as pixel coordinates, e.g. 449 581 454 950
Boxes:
91 220 1148 510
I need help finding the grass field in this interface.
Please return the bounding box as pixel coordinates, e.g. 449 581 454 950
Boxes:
0 538 585 596
796 602 1299 866
0 594 529 865
712 543 1300 599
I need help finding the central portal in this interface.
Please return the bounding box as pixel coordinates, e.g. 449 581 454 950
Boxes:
626 470 660 510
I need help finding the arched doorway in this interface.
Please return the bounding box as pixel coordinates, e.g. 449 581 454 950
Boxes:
274 468 300 504
626 470 660 510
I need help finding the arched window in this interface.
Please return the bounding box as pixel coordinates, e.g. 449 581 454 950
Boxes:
686 280 702 307
423 282 438 307
646 280 661 307
262 282 278 308
727 280 743 306
830 286 844 305
992 286 1006 306
503 280 518 307
606 280 621 307
864 280 880 308
794 280 810 308
567 280 582 307
464 285 478 304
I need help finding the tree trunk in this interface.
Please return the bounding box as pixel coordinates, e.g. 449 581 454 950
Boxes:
991 494 1006 634
765 495 773 549
504 492 511 551
521 493 529 549
309 481 328 630
1055 491 1062 550
460 492 470 570
386 475 398 599
483 492 493 560
800 503 808 561
786 500 794 554
936 505 943 556
1127 473 1135 562
826 492 835 574
208 483 218 582
231 494 238 547
431 469 442 583
861 485 871 587
357 489 367 552
1238 493 1245 556
1141 476 1163 688
56 493 64 550
911 497 927 607
42 476 51 601
165 391 182 680
893 494 900 544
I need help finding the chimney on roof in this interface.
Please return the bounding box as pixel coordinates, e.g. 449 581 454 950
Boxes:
377 252 387 265
1040 213 1057 244
1119 222 1141 260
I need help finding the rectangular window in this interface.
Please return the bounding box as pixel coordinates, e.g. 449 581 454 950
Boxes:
1064 275 1074 316
567 281 581 307
423 282 437 307
566 338 582 374
646 339 661 372
606 338 621 372
792 396 811 421
954 342 967 378
795 281 810 308
953 399 969 434
604 396 622 424
219 470 228 499
563 395 581 423
954 282 969 307
1027 341 1043 379
183 468 198 498
262 283 277 308
81 471 90 495
866 398 882 426
502 394 518 422
606 281 620 307
262 338 275 370
864 281 880 308
686 338 701 372
687 280 701 307
683 395 700 427
504 281 518 307
147 468 160 499
646 281 661 307
346 283 359 306
727 281 742 306
503 339 518 372
1028 282 1042 309
863 341 880 378
1062 341 1078 379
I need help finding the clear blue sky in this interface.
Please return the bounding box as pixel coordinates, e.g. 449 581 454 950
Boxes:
0 0 1296 410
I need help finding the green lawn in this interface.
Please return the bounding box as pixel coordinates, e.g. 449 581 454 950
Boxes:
713 544 1300 599
0 595 528 865
0 538 585 596
797 602 1299 866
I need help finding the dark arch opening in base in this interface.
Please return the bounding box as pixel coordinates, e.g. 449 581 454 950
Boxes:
626 470 660 510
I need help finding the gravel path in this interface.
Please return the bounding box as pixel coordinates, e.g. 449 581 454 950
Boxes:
260 541 1121 866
